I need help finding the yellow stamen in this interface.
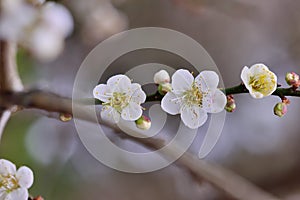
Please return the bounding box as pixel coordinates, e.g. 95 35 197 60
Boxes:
184 82 204 107
103 92 130 113
0 174 20 193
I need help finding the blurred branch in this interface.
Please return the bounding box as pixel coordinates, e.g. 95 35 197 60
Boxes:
0 89 281 200
0 40 24 139
0 109 11 139
0 41 23 91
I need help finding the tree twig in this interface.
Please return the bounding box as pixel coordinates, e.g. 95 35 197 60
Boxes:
96 84 300 104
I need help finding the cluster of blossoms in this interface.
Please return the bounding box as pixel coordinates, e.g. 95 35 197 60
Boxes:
0 159 34 200
93 63 300 129
0 0 73 61
228 63 299 117
93 69 227 129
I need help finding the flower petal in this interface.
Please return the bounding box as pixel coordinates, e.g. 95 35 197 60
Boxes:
180 105 208 129
171 69 194 93
121 102 142 121
202 89 227 113
161 92 181 115
240 66 250 90
0 159 16 175
129 83 146 104
93 84 112 102
5 188 28 200
249 90 264 99
0 190 8 200
249 63 269 75
100 106 120 123
195 71 219 92
16 166 34 189
107 74 131 93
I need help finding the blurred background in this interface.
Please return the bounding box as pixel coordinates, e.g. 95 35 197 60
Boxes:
1 0 300 199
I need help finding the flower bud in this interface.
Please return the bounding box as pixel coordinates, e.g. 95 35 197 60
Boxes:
33 196 44 200
224 95 236 112
158 83 172 95
285 72 300 87
135 115 151 130
154 70 170 84
59 113 73 122
274 102 288 117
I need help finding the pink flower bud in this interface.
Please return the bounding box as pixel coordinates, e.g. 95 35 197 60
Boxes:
33 196 44 200
225 95 236 112
285 72 300 87
274 102 288 117
135 115 151 130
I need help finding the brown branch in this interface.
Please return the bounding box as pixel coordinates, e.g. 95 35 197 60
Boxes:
0 40 24 138
0 89 281 200
0 41 23 91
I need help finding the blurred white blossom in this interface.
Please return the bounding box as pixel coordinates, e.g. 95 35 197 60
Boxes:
0 0 37 41
68 0 128 44
0 159 34 200
27 26 64 62
0 0 73 62
25 117 78 166
41 2 73 37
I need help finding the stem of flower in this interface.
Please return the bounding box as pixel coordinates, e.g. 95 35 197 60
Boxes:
79 83 300 106
148 84 300 102
224 84 300 98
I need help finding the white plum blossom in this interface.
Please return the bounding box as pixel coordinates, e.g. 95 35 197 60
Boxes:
241 63 277 99
93 75 146 123
154 70 170 84
161 69 227 129
0 159 34 200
